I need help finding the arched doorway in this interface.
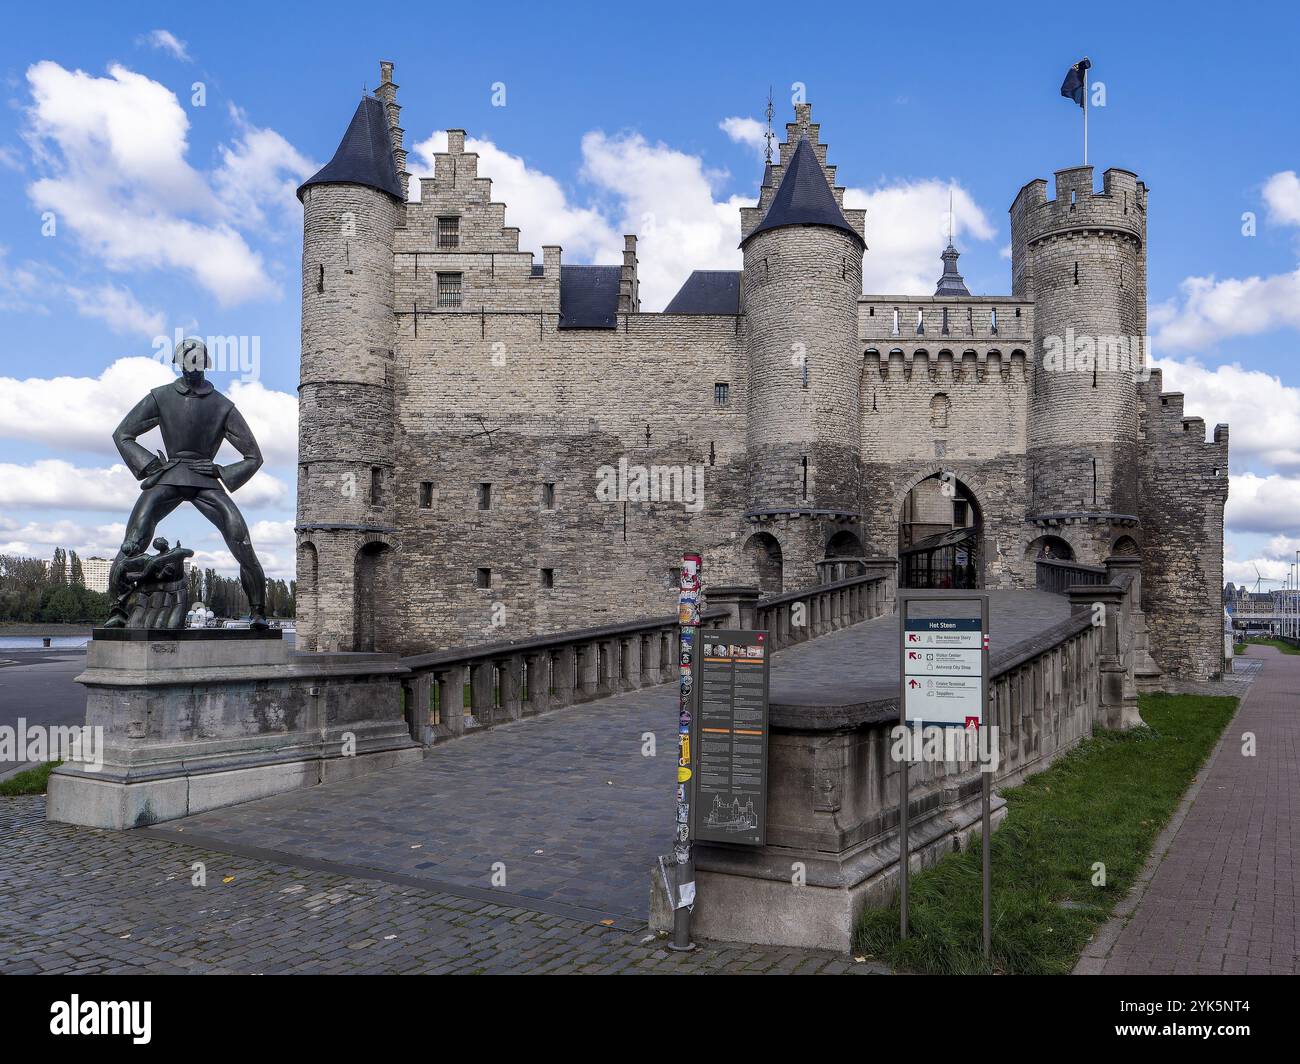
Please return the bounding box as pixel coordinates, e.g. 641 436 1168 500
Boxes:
821 529 865 583
297 541 318 651
1025 535 1074 562
898 472 983 589
1112 535 1140 556
743 532 783 594
354 541 393 652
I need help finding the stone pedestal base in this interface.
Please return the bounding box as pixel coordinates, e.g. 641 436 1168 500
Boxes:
47 631 421 830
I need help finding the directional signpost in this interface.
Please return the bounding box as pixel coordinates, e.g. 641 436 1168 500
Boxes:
898 593 992 958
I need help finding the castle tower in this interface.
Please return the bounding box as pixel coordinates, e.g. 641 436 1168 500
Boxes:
739 105 867 586
1011 166 1148 560
295 62 406 651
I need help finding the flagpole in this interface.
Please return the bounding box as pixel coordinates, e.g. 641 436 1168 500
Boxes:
1083 65 1089 166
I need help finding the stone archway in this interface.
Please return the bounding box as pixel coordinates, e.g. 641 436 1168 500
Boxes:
1025 534 1075 562
297 540 319 651
1112 535 1140 556
742 531 784 594
896 470 984 589
354 540 394 652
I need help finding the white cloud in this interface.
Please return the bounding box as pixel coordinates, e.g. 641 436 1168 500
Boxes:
408 132 620 264
719 116 767 157
140 30 190 62
0 517 125 559
844 180 996 295
1152 268 1300 351
214 105 317 229
580 130 750 310
1152 170 1300 350
0 459 288 512
64 282 165 336
1263 170 1300 227
23 61 307 306
1153 356 1300 471
188 544 296 581
0 357 298 467
1225 472 1300 534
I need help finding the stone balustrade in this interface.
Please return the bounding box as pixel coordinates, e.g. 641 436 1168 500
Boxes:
400 570 895 746
1035 557 1108 594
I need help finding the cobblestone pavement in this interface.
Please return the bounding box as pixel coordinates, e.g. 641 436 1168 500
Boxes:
0 796 884 974
153 593 1063 921
1081 646 1298 975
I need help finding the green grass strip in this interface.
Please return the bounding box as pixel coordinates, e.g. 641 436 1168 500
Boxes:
855 693 1238 974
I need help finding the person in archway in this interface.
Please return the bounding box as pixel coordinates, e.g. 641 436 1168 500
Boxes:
104 338 268 630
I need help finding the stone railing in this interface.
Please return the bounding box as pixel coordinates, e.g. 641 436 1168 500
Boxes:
686 563 1148 951
1035 557 1108 595
399 607 725 745
711 570 893 652
400 568 896 746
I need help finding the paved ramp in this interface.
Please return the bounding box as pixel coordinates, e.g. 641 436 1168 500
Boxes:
154 590 1070 922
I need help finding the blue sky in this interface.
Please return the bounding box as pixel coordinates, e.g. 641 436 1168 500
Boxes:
1 1 1297 586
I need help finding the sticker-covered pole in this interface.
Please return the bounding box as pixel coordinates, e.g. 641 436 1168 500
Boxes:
670 550 702 952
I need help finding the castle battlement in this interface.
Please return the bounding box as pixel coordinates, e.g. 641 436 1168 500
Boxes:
1011 165 1147 253
864 348 1029 382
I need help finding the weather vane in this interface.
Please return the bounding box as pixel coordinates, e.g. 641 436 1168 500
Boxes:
764 86 775 165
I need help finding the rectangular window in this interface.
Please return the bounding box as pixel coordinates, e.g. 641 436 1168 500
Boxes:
370 466 382 506
916 309 925 335
419 482 433 509
477 482 492 510
437 272 462 308
714 382 730 407
475 567 492 589
891 308 900 336
990 308 999 335
540 568 554 588
437 216 459 249
541 482 556 509
941 307 949 335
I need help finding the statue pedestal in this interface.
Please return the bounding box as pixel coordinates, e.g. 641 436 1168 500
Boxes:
47 630 421 830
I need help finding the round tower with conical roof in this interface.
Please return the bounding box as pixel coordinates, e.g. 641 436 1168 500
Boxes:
739 105 867 587
295 61 409 651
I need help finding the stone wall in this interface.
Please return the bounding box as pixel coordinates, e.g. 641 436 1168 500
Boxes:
1137 370 1230 680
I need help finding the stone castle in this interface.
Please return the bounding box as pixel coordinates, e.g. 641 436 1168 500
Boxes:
294 62 1228 679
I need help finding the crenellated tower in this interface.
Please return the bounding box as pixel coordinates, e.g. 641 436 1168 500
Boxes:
1011 165 1148 561
739 104 867 586
295 61 406 652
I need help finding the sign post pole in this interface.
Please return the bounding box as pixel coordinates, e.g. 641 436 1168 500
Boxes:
980 594 991 961
669 550 702 952
900 591 991 955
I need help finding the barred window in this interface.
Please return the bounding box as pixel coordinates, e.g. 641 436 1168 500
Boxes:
714 382 730 407
437 216 459 249
437 272 462 308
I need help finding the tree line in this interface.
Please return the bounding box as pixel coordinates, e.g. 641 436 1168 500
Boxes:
0 550 294 624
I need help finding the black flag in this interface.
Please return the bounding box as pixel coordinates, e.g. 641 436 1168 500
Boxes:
1061 57 1091 108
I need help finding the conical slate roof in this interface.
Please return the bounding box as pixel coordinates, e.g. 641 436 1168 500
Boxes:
297 96 403 201
935 242 970 296
742 136 861 247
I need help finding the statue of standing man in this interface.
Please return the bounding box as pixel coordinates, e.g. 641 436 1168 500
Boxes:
105 338 269 629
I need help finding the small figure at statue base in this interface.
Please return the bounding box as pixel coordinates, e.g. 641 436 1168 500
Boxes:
101 537 195 630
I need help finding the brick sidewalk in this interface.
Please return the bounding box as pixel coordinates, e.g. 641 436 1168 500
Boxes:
0 796 885 975
1081 646 1299 975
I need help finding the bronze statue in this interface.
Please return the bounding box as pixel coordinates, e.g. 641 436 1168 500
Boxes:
105 338 269 629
